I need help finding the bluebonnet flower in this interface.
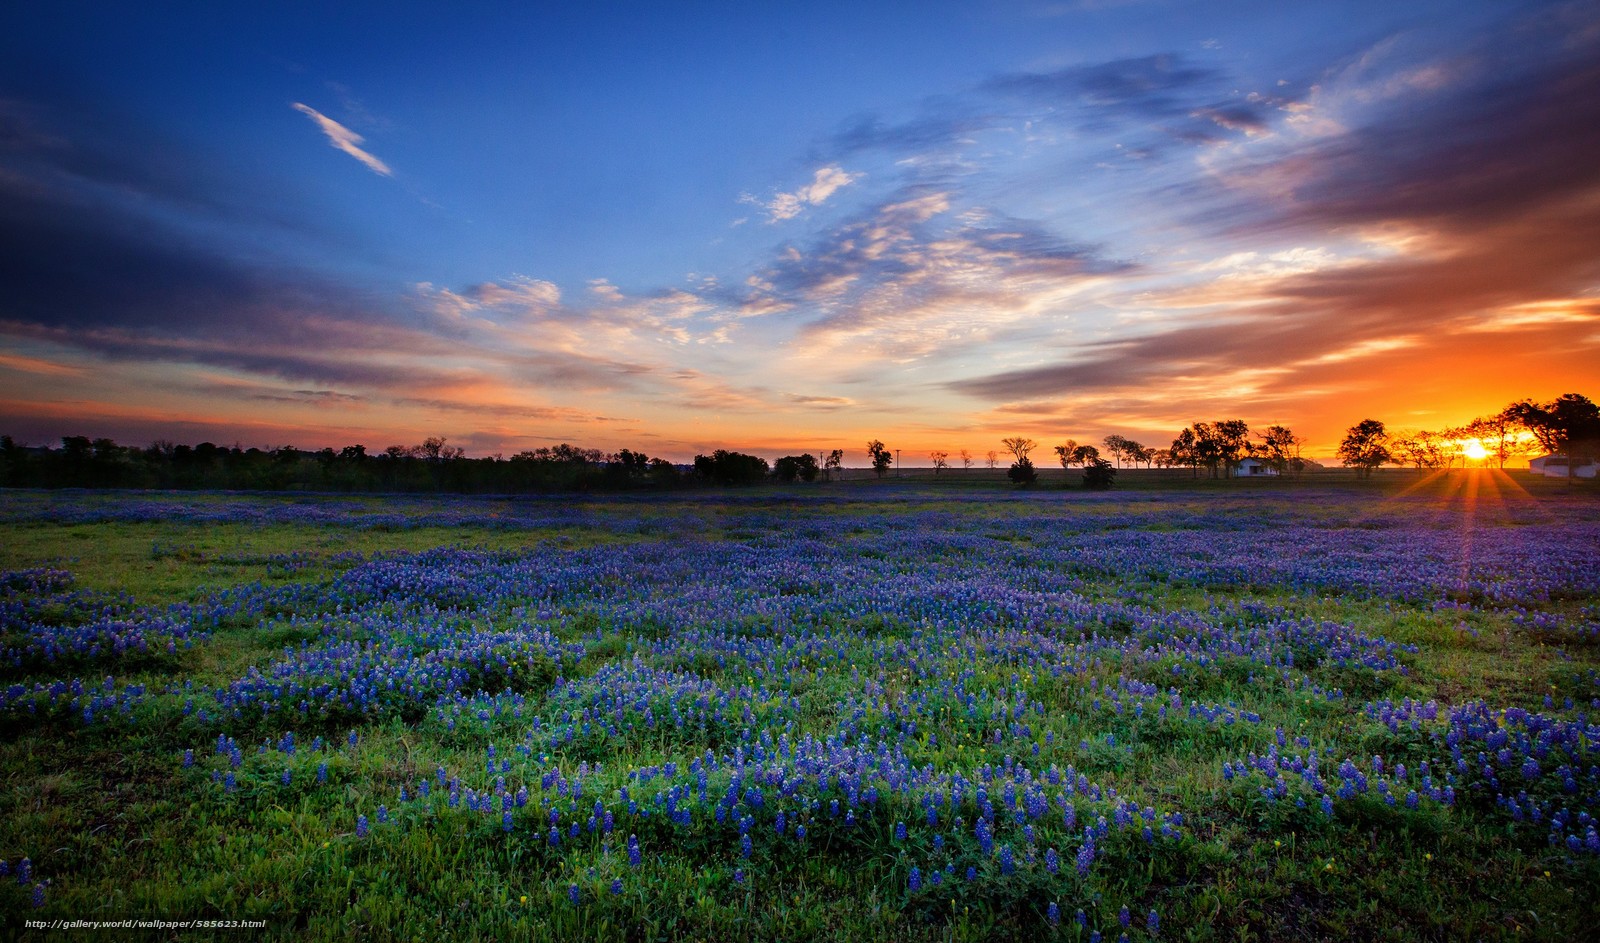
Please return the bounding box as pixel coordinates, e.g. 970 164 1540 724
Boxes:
611 878 623 895
1148 909 1160 934
1047 902 1060 925
1075 841 1094 875
356 815 369 838
907 867 921 891
568 883 580 906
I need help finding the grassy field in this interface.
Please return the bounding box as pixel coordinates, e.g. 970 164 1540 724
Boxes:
1 472 1597 941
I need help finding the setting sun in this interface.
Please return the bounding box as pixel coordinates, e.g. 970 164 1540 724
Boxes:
1462 440 1490 461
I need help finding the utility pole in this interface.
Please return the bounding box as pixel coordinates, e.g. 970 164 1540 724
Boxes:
896 449 901 477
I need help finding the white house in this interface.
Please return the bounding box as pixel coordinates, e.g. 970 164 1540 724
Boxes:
1234 458 1279 477
1529 454 1598 478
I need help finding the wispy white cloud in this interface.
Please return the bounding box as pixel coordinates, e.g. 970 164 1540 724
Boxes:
741 165 862 222
291 102 392 176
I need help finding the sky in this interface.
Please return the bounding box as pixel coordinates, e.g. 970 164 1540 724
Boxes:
1 1 1596 462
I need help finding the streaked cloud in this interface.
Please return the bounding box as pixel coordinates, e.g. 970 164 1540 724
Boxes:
0 352 83 377
4 3 1595 459
947 4 1600 443
291 102 392 176
742 165 862 222
737 187 1123 364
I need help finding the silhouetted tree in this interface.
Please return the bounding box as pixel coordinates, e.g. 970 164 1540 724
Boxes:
1001 437 1036 462
1169 427 1200 477
773 454 820 482
1510 394 1600 474
694 449 769 485
1338 419 1392 478
866 440 893 478
1007 456 1038 485
1102 435 1129 468
929 451 949 474
1463 408 1534 469
1391 430 1450 472
1082 457 1116 490
1254 425 1305 476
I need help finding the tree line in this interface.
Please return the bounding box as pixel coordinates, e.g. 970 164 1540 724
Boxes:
3 391 1590 493
1336 393 1599 477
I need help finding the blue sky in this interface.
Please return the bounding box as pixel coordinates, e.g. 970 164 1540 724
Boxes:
1 1 1594 459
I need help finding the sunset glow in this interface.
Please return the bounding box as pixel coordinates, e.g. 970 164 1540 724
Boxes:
2 2 1595 460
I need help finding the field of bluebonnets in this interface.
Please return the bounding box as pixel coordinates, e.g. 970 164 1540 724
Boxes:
1 473 1598 941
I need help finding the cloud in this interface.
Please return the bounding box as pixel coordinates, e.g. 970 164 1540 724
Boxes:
742 165 862 222
784 393 857 410
416 275 562 325
0 351 83 377
827 109 1000 157
985 53 1219 113
291 102 392 176
390 397 630 424
735 187 1124 363
949 6 1600 418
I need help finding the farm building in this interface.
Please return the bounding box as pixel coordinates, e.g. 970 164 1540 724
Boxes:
1234 458 1279 477
1528 454 1598 478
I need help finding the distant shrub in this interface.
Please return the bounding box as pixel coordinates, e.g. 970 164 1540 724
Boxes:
1007 457 1038 485
1082 458 1116 489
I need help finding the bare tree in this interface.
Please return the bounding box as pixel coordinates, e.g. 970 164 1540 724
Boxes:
1391 429 1451 472
959 449 973 469
1463 408 1536 470
930 450 950 474
1102 435 1128 468
1001 437 1037 462
985 450 998 469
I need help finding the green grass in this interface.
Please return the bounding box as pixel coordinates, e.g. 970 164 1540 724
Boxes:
1 479 1597 941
